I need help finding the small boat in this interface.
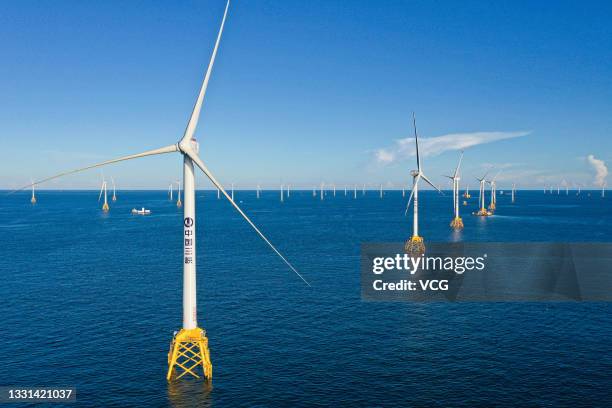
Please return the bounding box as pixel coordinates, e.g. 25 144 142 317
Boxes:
132 207 151 215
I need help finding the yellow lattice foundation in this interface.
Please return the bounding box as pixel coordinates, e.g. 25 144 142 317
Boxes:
176 198 183 208
405 235 425 255
488 203 496 211
450 216 464 229
167 328 212 381
31 197 37 204
102 202 110 212
474 208 492 216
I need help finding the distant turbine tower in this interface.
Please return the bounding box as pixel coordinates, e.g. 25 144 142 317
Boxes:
444 151 463 229
333 184 336 197
176 180 182 208
475 170 491 216
603 183 606 198
287 184 290 198
511 183 516 203
231 183 234 201
111 177 117 201
550 185 553 194
256 184 260 199
487 171 501 212
30 178 37 204
98 178 110 212
320 182 324 200
344 186 347 196
362 184 365 196
14 0 309 382
169 183 174 200
280 184 284 202
557 185 560 195
379 184 383 199
217 186 220 199
463 184 471 198
312 187 316 197
354 184 357 199
402 186 405 197
404 113 442 254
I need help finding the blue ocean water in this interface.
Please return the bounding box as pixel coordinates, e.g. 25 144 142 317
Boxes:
1 190 611 407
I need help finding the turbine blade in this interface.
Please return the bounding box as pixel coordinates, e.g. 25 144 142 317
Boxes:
453 151 463 178
412 112 421 171
180 0 230 144
9 144 178 194
421 173 442 194
404 175 420 215
185 150 310 287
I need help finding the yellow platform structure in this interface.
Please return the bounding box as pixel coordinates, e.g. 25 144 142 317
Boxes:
405 235 425 255
167 328 212 381
177 198 183 208
450 216 464 229
102 202 110 212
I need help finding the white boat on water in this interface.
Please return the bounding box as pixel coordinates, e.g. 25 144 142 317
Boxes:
131 207 151 215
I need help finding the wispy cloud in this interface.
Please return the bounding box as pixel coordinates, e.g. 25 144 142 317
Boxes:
374 131 530 164
587 154 608 187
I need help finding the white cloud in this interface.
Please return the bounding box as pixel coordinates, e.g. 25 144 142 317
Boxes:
587 154 608 187
375 131 529 164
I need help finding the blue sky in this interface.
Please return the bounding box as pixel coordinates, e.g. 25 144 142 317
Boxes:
1 0 610 190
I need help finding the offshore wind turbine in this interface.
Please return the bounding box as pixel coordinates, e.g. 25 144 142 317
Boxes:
231 182 234 201
14 0 308 382
320 182 324 200
344 185 347 196
362 184 365 196
511 183 516 203
30 178 37 204
98 178 110 212
475 170 491 216
444 151 463 229
111 177 117 202
287 184 290 198
176 180 182 208
169 183 174 200
256 184 260 199
353 184 357 199
487 171 501 212
280 184 284 202
379 184 383 199
404 114 442 254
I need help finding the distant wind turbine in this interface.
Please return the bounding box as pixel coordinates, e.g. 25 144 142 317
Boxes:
30 178 37 204
404 113 442 254
444 151 463 229
111 177 117 202
98 178 110 212
475 170 491 216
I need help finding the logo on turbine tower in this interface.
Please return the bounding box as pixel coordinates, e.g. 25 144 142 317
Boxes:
184 217 194 227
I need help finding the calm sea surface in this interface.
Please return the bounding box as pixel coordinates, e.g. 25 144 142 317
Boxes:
1 190 611 407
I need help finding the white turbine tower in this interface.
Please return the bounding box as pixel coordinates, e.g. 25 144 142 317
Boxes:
30 178 37 204
320 182 324 200
404 114 442 254
169 183 174 200
511 183 516 203
487 171 501 212
111 177 117 202
14 0 309 382
475 170 491 216
444 151 463 229
231 182 234 201
344 185 347 196
280 184 284 202
176 180 182 208
256 184 260 199
353 184 357 199
287 184 290 198
333 184 336 197
98 178 110 212
379 184 383 199
217 186 220 199
362 184 365 196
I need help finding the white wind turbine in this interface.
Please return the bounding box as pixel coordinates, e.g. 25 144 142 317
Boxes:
487 171 501 212
231 182 234 201
354 184 357 199
475 170 491 216
14 0 308 382
404 114 442 254
30 178 37 204
169 183 174 200
175 180 182 208
280 184 284 202
379 183 383 199
320 182 324 200
111 177 117 202
98 178 110 212
511 183 516 203
444 151 463 229
256 184 260 199
287 184 290 198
